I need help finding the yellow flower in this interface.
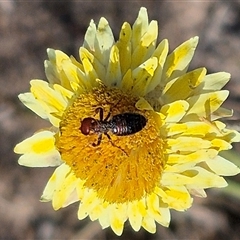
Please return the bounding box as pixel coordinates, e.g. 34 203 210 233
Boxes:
14 7 240 235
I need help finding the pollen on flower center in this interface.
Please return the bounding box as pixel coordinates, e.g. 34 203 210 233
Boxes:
56 84 165 203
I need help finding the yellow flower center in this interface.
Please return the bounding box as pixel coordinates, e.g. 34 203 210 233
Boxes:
56 84 166 203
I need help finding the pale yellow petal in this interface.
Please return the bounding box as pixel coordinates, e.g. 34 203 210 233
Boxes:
189 188 207 198
18 92 49 120
41 163 71 203
52 171 78 210
78 190 99 220
161 68 206 103
162 167 228 189
53 84 74 101
194 72 230 93
105 45 122 87
116 22 132 75
162 36 199 82
186 167 228 188
147 193 170 227
132 7 149 52
162 121 224 138
30 80 68 126
61 60 87 93
81 56 99 86
88 198 105 221
79 47 106 81
146 39 169 93
154 205 170 227
164 162 196 173
223 129 240 143
141 20 157 48
128 200 145 231
161 123 187 137
131 20 158 69
63 189 79 207
69 55 85 72
96 17 115 64
212 107 233 120
120 69 133 92
45 49 73 90
83 19 97 52
142 215 156 233
84 17 115 67
14 131 62 167
132 57 158 96
155 186 192 211
206 155 240 176
160 100 189 123
211 138 232 151
135 97 154 111
109 204 127 236
167 136 211 153
47 48 69 66
98 204 111 229
17 151 61 168
183 90 229 121
167 149 218 165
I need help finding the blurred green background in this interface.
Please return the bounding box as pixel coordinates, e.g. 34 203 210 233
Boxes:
1 1 240 239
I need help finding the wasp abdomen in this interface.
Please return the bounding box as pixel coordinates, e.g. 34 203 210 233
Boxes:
111 113 147 136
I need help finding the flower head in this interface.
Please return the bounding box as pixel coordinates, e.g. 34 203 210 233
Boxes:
14 7 240 235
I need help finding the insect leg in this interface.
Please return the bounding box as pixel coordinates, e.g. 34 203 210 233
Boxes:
95 107 104 121
104 99 122 121
105 132 112 141
92 133 102 147
104 133 128 156
104 111 111 121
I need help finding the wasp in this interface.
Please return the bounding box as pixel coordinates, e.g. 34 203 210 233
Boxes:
80 107 147 146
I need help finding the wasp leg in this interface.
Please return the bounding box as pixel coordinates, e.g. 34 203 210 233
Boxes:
95 107 111 121
104 99 121 121
104 111 111 121
95 107 104 121
105 132 112 142
92 133 102 147
104 133 128 156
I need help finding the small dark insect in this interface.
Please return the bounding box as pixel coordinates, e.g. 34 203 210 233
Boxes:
80 107 147 147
